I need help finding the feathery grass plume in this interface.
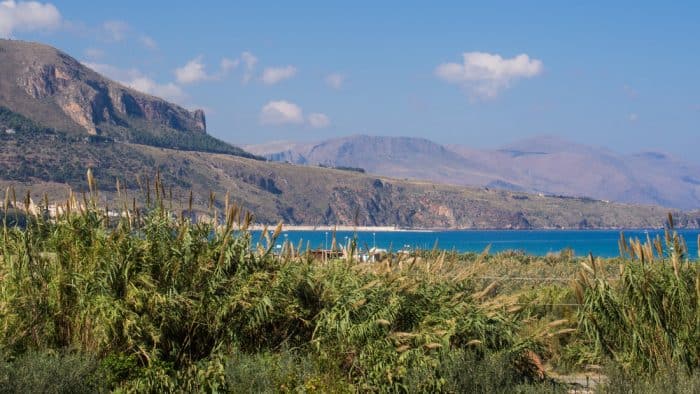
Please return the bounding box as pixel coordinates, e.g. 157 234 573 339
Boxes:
576 226 698 374
331 226 337 251
618 232 628 259
23 190 30 215
1 172 694 390
3 187 9 210
87 167 96 196
654 235 664 257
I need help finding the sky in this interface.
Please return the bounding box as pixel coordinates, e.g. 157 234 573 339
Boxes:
1 1 699 161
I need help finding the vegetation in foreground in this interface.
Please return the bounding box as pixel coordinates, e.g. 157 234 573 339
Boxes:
0 176 698 392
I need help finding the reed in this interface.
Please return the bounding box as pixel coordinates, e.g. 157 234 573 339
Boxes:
0 171 697 392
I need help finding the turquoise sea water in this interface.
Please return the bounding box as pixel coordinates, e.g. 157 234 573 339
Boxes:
251 229 700 258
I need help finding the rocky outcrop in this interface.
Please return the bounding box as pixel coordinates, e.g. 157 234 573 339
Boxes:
3 39 206 137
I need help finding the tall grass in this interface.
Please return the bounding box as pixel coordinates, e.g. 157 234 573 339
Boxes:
574 215 699 375
0 172 698 391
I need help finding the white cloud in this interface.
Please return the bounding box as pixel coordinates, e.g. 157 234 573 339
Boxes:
307 113 330 128
259 101 330 128
240 51 258 83
435 52 543 99
139 35 157 50
260 100 304 125
175 56 211 84
325 73 345 89
175 55 244 83
84 47 104 60
628 113 638 122
220 57 239 73
102 20 129 42
0 0 61 38
261 65 296 85
82 61 186 104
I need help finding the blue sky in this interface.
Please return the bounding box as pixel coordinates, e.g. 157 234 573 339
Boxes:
2 1 699 160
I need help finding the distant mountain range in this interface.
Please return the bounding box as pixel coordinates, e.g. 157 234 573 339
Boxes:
1 39 697 229
246 135 700 210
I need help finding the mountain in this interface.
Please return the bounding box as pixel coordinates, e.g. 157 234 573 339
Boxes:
0 39 256 157
245 136 499 186
1 40 696 229
247 135 700 210
0 121 692 229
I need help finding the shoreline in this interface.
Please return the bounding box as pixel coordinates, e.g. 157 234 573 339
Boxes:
248 223 688 233
249 224 432 232
246 224 681 232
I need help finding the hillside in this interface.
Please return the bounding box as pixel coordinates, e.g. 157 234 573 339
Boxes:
1 121 695 229
247 135 700 210
0 39 256 157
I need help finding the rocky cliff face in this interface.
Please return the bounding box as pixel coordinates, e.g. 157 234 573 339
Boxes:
0 39 206 138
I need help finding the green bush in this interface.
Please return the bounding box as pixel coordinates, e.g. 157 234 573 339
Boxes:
0 351 104 394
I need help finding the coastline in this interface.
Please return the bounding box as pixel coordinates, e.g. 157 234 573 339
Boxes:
249 224 432 232
246 224 679 232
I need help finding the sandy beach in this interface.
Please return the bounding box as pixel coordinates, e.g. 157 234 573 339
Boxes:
247 224 433 232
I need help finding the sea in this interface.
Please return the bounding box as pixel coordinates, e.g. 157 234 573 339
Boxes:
251 229 700 258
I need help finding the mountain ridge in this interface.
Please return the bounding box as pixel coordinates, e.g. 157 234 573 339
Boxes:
247 134 700 210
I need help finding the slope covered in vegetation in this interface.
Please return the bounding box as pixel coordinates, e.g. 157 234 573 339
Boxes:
0 180 698 392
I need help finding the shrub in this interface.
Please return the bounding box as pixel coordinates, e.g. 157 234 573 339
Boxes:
0 351 104 394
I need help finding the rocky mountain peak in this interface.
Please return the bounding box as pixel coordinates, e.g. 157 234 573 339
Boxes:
0 39 206 137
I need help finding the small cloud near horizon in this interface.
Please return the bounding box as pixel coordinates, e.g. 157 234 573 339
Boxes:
261 65 297 85
435 51 543 100
260 100 330 128
260 100 304 125
308 113 330 128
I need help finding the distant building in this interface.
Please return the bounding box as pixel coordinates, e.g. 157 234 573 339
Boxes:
366 247 387 262
5 128 16 134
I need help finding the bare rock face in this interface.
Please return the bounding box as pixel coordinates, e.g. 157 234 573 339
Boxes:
194 109 206 132
3 39 206 137
20 63 99 134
